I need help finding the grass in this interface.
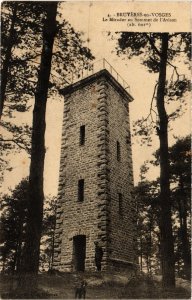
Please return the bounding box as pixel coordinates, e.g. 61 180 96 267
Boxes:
120 274 190 299
0 272 191 299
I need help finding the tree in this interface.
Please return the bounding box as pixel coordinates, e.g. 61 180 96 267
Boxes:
1 1 18 117
136 136 190 279
116 32 190 287
1 1 94 180
39 197 56 272
152 135 191 279
1 1 94 274
1 1 45 118
1 1 93 121
169 136 191 279
135 179 161 275
0 179 29 273
1 1 45 182
20 2 58 274
0 180 57 274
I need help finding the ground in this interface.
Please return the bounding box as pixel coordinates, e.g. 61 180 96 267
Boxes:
0 271 191 299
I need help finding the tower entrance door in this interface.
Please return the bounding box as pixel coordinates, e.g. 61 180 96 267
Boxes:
73 235 86 271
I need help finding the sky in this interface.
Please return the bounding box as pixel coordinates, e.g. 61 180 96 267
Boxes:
1 1 190 197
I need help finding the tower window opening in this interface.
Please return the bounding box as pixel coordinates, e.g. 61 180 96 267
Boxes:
117 141 121 161
118 193 123 215
80 125 85 145
78 179 84 202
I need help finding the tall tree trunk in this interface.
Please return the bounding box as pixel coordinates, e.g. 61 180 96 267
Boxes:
178 176 191 279
0 3 18 118
15 240 22 273
156 33 175 287
140 237 143 271
15 219 24 273
2 259 5 273
146 255 150 274
13 242 19 273
148 220 152 275
176 260 179 276
22 2 58 274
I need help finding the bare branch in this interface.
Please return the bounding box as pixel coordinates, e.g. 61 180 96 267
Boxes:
144 33 162 57
11 53 41 64
142 82 158 124
150 82 158 119
167 61 179 79
0 138 30 154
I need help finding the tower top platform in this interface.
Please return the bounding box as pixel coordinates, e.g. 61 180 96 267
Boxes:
59 59 134 102
60 69 134 102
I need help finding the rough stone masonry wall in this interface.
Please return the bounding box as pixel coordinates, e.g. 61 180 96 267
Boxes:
106 82 136 267
53 77 112 272
53 72 136 272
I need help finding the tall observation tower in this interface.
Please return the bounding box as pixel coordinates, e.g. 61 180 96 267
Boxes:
53 61 137 273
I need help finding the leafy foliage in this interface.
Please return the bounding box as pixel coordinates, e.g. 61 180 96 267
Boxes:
116 32 190 286
135 179 161 274
0 1 94 183
1 1 45 116
116 32 190 146
0 179 57 274
0 178 29 273
1 1 94 117
135 136 191 278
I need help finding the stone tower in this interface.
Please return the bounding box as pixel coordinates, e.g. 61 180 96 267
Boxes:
53 68 137 272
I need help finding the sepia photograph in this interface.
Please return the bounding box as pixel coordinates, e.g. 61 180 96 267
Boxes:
0 1 191 299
